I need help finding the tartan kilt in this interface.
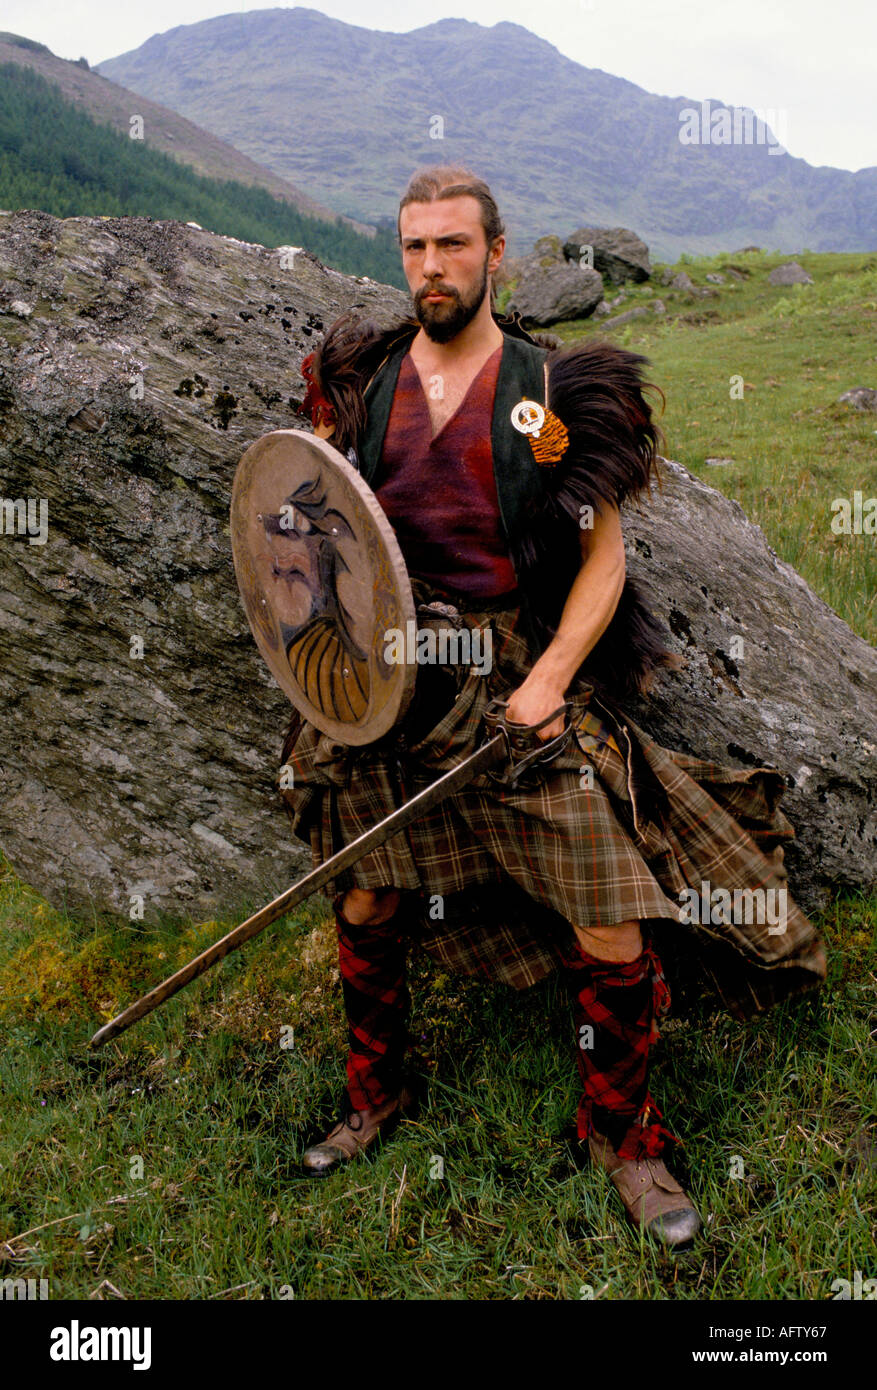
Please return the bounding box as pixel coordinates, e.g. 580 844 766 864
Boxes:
280 594 827 1023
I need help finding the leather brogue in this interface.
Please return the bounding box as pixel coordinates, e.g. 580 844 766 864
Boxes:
588 1128 702 1249
301 1085 417 1176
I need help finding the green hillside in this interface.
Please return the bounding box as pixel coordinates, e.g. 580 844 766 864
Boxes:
0 62 405 287
504 248 877 647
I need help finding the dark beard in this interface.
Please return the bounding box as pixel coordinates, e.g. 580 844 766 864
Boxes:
414 255 490 344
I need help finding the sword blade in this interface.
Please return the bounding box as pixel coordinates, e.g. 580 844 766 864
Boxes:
89 733 507 1049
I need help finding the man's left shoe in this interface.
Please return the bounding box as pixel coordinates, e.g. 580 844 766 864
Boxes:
588 1128 702 1249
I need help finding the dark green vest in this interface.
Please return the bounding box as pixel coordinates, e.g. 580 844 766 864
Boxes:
358 332 550 548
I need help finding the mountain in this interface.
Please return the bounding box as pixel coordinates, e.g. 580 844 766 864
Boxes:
0 31 372 236
96 8 877 261
0 37 406 285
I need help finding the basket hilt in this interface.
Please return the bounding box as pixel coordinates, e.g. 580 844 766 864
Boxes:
482 697 575 789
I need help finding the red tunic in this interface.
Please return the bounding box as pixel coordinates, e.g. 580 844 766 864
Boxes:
374 345 518 601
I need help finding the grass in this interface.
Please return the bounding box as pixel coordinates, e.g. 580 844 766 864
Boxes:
536 248 877 644
2 249 875 1301
1 859 874 1300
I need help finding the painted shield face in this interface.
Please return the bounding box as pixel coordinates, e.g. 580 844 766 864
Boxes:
231 429 416 744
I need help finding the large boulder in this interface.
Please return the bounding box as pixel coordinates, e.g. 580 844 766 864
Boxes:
0 210 409 924
0 212 874 922
622 460 876 909
504 236 604 327
562 226 651 284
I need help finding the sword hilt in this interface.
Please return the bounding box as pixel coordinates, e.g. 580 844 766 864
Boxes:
482 697 575 789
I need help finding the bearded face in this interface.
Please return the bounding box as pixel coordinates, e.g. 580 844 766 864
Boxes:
413 249 491 344
399 193 504 346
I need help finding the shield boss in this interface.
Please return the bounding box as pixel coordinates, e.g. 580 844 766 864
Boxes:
231 429 415 745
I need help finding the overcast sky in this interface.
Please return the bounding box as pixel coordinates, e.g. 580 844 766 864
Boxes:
6 0 875 172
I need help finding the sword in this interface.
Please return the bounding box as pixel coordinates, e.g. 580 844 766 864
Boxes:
88 699 574 1049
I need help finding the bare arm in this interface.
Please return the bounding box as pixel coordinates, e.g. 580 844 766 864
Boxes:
504 503 626 738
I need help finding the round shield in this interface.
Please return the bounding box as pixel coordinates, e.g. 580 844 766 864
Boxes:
231 429 416 745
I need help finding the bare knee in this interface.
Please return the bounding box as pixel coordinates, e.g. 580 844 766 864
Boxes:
572 919 643 963
341 886 402 926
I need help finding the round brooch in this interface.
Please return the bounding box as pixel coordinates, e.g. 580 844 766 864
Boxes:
510 398 569 467
511 400 546 436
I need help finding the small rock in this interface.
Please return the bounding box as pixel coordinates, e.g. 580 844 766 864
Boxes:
844 1131 877 1171
838 387 877 412
9 300 34 317
652 300 666 314
705 273 725 284
601 307 648 328
704 457 735 467
594 301 612 317
768 262 813 286
671 272 695 290
532 234 565 262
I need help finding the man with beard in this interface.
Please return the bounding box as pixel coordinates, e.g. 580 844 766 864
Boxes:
283 165 826 1249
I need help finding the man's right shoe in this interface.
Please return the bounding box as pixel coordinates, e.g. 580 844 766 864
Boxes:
301 1084 418 1176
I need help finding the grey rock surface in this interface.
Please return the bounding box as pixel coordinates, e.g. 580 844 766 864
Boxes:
563 227 651 284
506 257 604 327
0 210 409 924
0 213 874 923
623 460 876 910
600 307 649 329
838 387 877 411
768 262 814 286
